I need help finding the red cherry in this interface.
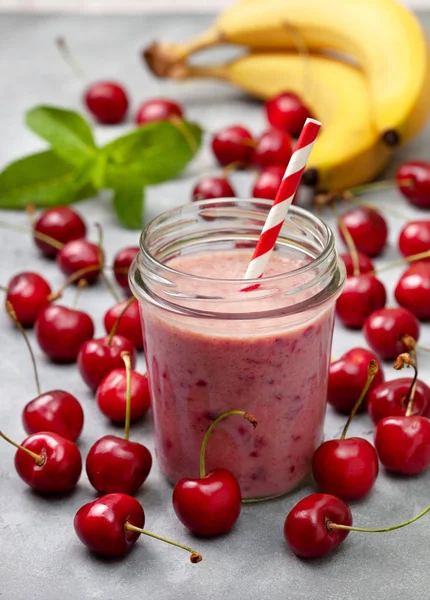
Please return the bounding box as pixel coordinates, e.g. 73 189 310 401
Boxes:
85 81 129 124
192 176 236 201
5 272 52 328
74 493 143 556
211 125 254 167
97 369 150 423
368 378 430 424
173 469 241 537
104 299 143 350
339 207 388 257
35 305 94 363
136 98 183 125
398 220 430 261
74 493 202 561
374 415 430 475
252 165 285 200
339 252 374 277
395 262 430 320
0 431 82 493
284 493 352 559
57 239 103 285
33 207 86 258
363 307 420 360
23 390 84 442
253 129 293 169
86 435 152 495
396 161 430 209
265 92 312 137
336 274 386 329
312 438 379 500
172 410 256 536
328 348 384 414
113 246 139 293
77 335 137 391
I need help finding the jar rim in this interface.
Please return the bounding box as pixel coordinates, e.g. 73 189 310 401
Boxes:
139 198 336 284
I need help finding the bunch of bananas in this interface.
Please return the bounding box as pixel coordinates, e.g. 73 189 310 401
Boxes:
144 0 430 192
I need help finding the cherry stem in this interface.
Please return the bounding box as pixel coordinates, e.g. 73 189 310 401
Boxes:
94 223 121 303
0 220 64 250
330 204 360 276
5 301 42 396
55 36 87 81
0 431 43 465
26 204 36 225
107 297 136 346
370 250 430 276
199 410 257 479
124 522 202 563
0 284 8 292
393 352 418 417
223 162 242 177
340 360 379 440
72 279 87 309
48 265 104 302
328 503 430 534
170 115 199 154
121 352 132 441
401 335 418 365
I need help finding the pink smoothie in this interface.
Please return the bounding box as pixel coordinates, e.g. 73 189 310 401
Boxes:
141 250 335 499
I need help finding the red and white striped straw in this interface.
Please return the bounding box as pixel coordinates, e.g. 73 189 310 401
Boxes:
243 118 321 283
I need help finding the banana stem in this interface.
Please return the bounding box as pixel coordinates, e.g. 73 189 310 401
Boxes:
199 410 257 478
340 360 378 439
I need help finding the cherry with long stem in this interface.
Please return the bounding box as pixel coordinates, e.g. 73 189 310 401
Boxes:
6 302 41 395
173 410 257 536
312 361 380 501
328 504 430 534
124 523 202 563
0 220 64 251
0 431 44 465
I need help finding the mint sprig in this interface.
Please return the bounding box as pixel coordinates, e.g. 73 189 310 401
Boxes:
0 106 203 229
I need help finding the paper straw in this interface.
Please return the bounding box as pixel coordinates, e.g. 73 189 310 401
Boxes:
243 118 321 283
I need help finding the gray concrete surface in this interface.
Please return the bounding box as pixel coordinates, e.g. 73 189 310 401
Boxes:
1 11 430 600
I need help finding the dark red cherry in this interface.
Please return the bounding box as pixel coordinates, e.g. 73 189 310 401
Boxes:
136 98 183 125
211 125 254 167
398 221 430 261
85 81 129 124
253 129 293 169
113 246 139 293
339 252 374 277
5 272 52 328
265 92 312 137
312 438 379 500
1 431 82 493
35 305 94 363
284 493 352 559
363 307 420 360
96 368 150 423
103 299 143 350
339 207 388 257
33 207 86 258
77 335 137 391
336 274 386 329
395 262 430 320
252 165 285 200
192 176 236 201
396 161 430 209
23 390 84 442
57 239 103 284
374 415 430 475
328 348 384 414
368 378 430 424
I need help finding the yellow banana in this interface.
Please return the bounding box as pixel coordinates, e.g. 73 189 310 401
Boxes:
175 53 392 191
144 0 430 146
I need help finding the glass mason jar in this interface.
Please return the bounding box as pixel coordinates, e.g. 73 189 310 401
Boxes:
130 199 345 500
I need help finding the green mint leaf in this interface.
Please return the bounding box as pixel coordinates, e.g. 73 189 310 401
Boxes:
112 179 144 230
0 150 95 209
26 106 97 168
103 120 202 185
